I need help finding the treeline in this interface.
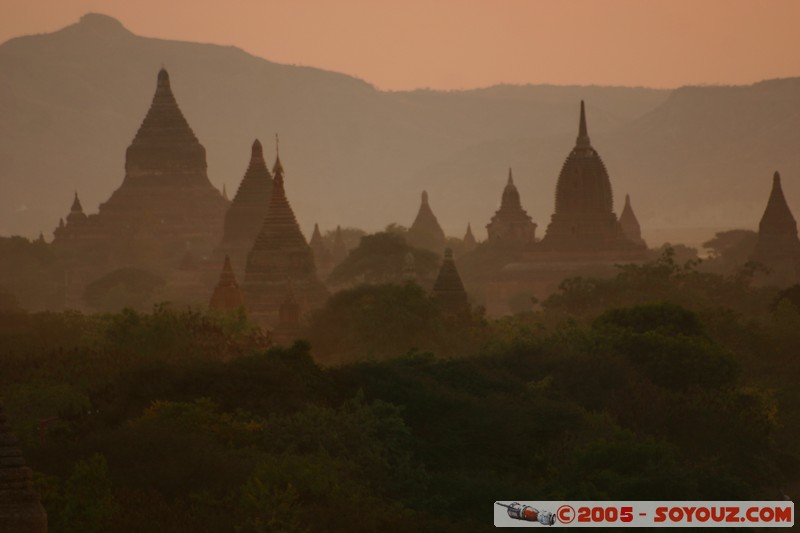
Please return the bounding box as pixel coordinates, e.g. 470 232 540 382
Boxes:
1 250 799 531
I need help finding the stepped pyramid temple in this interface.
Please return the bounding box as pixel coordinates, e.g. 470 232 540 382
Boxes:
751 171 800 285
619 194 647 247
407 191 447 252
51 68 228 299
539 101 643 253
463 223 477 252
0 402 48 533
431 249 469 313
486 168 537 247
209 255 245 312
309 223 333 277
217 139 274 277
243 148 329 327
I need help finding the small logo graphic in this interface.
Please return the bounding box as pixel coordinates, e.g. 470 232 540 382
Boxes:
557 504 576 524
496 502 556 526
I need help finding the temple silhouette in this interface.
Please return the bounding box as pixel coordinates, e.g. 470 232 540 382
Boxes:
39 69 800 324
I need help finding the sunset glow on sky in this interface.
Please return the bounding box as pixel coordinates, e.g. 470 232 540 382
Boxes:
3 0 800 90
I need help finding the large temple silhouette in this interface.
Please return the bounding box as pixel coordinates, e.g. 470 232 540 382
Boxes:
242 145 329 327
52 68 228 282
482 101 648 314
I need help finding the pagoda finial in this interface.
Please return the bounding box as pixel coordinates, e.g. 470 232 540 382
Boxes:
507 168 514 186
625 193 631 207
422 190 429 205
774 171 781 185
252 138 263 157
273 133 284 177
157 67 170 87
71 190 83 213
577 100 590 147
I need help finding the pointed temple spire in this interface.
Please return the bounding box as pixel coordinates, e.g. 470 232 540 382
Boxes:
125 68 204 176
70 191 83 213
619 194 647 247
463 223 477 252
64 191 88 227
431 248 469 314
272 134 284 178
244 150 329 327
486 168 536 247
759 172 797 234
407 190 446 252
308 223 333 276
209 255 245 311
751 171 800 285
577 99 589 145
221 138 274 247
0 402 48 533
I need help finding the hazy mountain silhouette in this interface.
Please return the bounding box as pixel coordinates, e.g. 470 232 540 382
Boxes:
1 13 797 244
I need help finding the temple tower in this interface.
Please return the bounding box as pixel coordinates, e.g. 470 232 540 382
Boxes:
463 223 477 252
53 192 88 242
751 171 800 285
93 68 228 262
218 139 274 275
486 168 537 247
619 194 647 247
243 143 329 327
309 223 333 277
209 255 245 312
407 191 446 252
0 402 48 533
540 101 642 252
431 248 469 313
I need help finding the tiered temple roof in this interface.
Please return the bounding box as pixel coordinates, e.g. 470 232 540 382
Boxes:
540 101 643 253
486 168 537 247
618 194 647 247
431 248 469 313
222 139 274 245
84 68 227 261
407 191 446 252
244 148 329 327
751 171 800 285
0 402 48 533
209 255 244 311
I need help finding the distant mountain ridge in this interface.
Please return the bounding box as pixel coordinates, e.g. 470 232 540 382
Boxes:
1 13 798 245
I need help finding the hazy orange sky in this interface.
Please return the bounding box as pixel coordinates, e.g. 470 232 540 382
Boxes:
3 0 800 90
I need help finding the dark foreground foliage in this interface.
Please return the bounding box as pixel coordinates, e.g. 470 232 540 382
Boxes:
1 252 799 531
